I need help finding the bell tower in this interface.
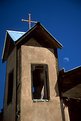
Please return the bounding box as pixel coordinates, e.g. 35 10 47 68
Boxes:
2 22 63 121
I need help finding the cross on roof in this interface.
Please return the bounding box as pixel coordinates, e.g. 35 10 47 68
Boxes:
22 14 37 29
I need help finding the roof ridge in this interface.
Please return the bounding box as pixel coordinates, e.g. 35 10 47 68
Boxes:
7 30 26 42
7 30 26 33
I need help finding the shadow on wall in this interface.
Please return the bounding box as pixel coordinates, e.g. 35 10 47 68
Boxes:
55 81 59 96
55 82 66 121
0 109 3 121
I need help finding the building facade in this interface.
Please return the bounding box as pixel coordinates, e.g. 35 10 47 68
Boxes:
2 22 81 121
2 23 63 121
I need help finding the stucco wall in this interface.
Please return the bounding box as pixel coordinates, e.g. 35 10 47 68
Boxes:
3 48 16 121
20 45 62 121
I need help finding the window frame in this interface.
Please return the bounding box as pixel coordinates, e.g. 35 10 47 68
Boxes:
31 64 50 102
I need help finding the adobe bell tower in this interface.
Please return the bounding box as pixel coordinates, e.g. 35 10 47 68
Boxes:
2 23 63 121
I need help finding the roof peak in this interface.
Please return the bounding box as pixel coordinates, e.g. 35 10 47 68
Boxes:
2 22 62 62
7 30 26 41
7 30 26 33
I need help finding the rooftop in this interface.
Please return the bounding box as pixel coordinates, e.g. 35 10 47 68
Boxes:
7 30 25 41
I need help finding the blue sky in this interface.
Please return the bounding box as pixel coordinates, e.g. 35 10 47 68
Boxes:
0 0 81 111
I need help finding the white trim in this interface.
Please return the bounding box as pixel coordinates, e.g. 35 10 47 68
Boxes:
64 65 81 72
15 24 37 44
40 23 63 48
16 23 63 48
33 99 49 102
1 31 7 60
7 30 26 42
7 30 25 34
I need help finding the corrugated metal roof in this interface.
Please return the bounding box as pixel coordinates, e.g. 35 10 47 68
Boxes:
7 30 26 41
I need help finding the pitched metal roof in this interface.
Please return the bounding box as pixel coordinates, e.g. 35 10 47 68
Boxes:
2 22 63 62
2 30 26 62
7 30 25 41
15 23 63 48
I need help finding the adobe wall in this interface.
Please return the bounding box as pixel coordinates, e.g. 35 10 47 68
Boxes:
3 48 16 121
20 45 62 121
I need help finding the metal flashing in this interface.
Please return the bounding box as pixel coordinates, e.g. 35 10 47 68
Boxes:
7 30 26 41
63 65 81 73
1 32 7 61
2 22 63 62
39 23 63 48
15 23 38 44
16 22 63 49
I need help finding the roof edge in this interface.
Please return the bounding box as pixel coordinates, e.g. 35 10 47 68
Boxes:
1 31 8 62
38 23 63 48
16 22 63 49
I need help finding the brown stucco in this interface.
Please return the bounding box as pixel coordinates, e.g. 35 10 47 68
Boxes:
3 48 16 121
2 23 63 121
20 45 62 121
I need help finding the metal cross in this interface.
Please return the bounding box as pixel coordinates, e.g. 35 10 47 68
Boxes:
22 14 37 29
